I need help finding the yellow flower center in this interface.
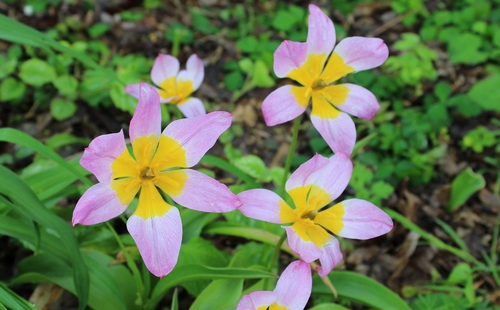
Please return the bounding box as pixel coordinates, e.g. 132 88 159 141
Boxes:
158 76 195 105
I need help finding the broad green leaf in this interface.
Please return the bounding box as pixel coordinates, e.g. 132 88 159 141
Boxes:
272 9 300 31
0 128 92 186
0 77 26 101
0 165 89 309
177 237 230 296
224 71 244 92
0 56 17 79
13 251 137 310
147 264 274 308
448 168 485 211
309 303 349 310
50 98 77 121
110 81 137 114
181 209 220 243
251 60 275 87
200 155 260 189
53 75 78 97
19 58 56 86
447 263 472 285
232 155 267 181
312 272 410 310
447 33 487 65
22 158 88 203
0 283 37 310
237 36 258 53
190 279 243 310
467 75 500 112
166 23 194 44
0 214 68 262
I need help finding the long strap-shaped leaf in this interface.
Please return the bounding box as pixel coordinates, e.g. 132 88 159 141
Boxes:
0 128 92 187
0 165 89 310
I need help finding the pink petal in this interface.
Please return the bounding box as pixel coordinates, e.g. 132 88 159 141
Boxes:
273 40 308 78
125 83 140 99
151 54 180 86
237 189 284 224
286 153 352 202
162 111 232 166
284 226 322 263
129 83 161 143
165 169 241 212
274 260 312 309
316 236 343 278
307 4 335 56
80 130 126 183
237 291 277 310
178 54 204 90
72 183 128 226
261 85 308 126
178 97 206 118
333 37 389 72
336 199 393 239
323 84 380 119
310 108 356 155
127 207 182 278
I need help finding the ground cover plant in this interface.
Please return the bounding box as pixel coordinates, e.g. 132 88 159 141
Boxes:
0 0 499 309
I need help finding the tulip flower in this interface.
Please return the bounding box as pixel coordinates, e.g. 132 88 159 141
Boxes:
236 260 311 310
262 4 389 154
73 83 241 277
126 54 205 118
237 152 393 277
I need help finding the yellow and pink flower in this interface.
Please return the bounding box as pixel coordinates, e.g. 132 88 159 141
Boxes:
73 83 241 277
126 54 205 118
237 152 393 277
262 4 389 154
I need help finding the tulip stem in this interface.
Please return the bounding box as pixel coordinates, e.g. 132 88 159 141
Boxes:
106 222 145 304
279 116 301 198
264 231 287 290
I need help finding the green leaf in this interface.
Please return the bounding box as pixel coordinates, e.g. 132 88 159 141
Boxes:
272 9 300 31
467 75 500 112
309 303 349 310
88 22 110 38
110 81 137 114
447 33 488 65
53 75 78 97
13 251 137 310
236 36 258 53
166 23 194 44
447 168 485 211
200 155 260 189
0 77 26 101
447 263 472 285
0 166 89 309
251 60 275 88
19 58 56 86
147 264 274 308
232 155 267 181
0 128 91 186
313 271 410 310
0 56 17 79
0 283 37 310
190 279 243 310
50 98 77 121
224 71 244 92
177 237 230 296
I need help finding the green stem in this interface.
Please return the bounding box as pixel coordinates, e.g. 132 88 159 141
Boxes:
264 232 287 290
279 116 301 197
106 222 145 304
